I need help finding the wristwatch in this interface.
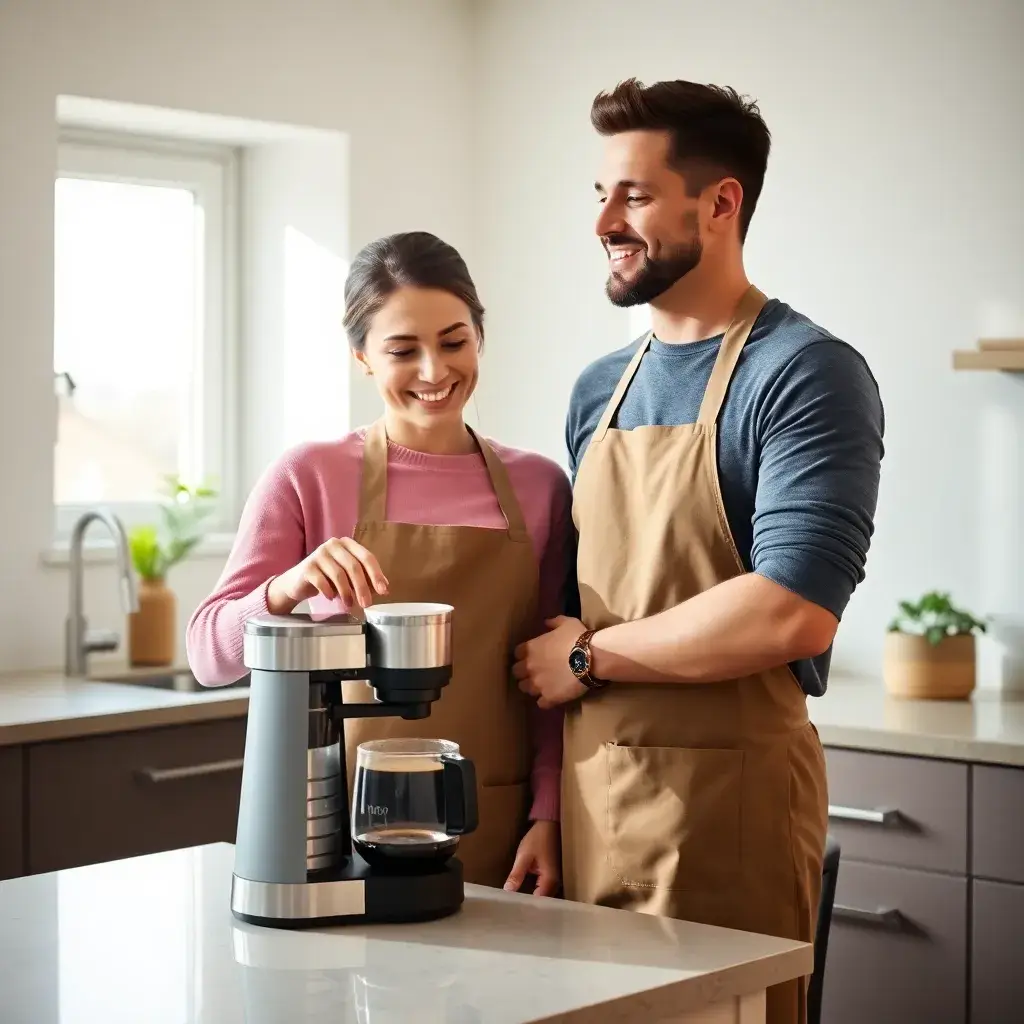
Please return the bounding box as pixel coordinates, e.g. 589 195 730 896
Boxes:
568 629 609 690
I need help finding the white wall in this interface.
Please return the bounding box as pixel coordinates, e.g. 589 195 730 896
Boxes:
0 0 474 672
241 134 350 495
472 0 1024 684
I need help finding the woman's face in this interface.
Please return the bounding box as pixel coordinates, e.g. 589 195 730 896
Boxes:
356 286 480 430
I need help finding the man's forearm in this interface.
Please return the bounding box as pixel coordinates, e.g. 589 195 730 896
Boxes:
589 573 838 684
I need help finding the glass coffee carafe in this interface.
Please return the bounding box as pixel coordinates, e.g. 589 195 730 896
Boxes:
351 739 478 872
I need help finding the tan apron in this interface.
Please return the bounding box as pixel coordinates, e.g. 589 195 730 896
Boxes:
343 418 540 889
563 286 828 1024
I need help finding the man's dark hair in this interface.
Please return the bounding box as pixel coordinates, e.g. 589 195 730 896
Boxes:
591 78 771 242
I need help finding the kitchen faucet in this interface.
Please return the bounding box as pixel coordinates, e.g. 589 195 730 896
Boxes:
65 508 140 677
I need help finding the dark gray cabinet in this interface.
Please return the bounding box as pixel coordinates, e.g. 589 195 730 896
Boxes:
0 716 246 879
822 861 967 1024
972 765 1024 885
0 745 24 879
971 878 1024 1024
27 717 246 874
822 745 1024 1024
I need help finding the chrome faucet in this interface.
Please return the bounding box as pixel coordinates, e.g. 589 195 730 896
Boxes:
65 508 140 677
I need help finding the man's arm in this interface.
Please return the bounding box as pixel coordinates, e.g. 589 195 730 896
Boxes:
589 574 837 683
590 339 884 685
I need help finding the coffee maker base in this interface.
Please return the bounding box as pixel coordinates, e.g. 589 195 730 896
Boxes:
230 854 466 929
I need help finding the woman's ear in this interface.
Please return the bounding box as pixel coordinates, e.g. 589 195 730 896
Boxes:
352 349 373 376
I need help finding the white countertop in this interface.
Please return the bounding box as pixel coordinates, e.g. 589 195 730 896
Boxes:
0 843 810 1023
810 675 1024 766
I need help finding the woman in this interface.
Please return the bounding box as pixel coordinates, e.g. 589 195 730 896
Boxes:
186 231 572 896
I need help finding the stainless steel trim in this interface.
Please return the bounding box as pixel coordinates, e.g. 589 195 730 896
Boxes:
306 775 339 800
363 602 453 670
134 758 244 784
307 813 340 839
363 603 453 627
307 743 340 780
231 874 366 919
828 804 901 826
306 794 339 818
244 612 364 637
834 904 905 930
306 833 340 856
244 634 366 673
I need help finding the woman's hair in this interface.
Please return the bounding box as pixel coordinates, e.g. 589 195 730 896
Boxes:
342 231 485 352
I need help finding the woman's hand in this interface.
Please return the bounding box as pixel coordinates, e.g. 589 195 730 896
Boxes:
267 537 389 614
504 820 561 897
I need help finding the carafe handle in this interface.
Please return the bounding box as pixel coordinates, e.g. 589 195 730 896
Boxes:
441 753 479 836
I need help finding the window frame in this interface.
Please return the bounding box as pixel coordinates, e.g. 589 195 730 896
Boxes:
53 127 240 541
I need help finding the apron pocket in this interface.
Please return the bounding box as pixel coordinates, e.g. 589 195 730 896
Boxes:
605 743 744 893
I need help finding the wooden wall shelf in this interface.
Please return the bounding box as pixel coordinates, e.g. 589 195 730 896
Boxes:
953 340 1024 372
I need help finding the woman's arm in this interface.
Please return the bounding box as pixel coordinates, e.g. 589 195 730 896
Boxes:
525 469 575 822
185 454 307 686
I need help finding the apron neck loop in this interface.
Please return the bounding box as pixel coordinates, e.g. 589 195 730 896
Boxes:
696 285 768 429
358 419 530 543
466 425 530 542
592 333 653 444
358 418 390 523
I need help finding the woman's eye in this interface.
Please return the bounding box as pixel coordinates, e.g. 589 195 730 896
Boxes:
627 195 646 204
388 348 414 358
442 339 468 350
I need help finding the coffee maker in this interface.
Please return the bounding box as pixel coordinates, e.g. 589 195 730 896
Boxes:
230 602 479 929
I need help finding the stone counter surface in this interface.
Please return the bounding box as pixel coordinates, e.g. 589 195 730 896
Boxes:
809 675 1024 766
0 668 248 746
0 842 810 1023
3 666 1024 765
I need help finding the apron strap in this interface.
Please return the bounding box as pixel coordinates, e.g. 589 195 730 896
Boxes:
358 417 391 523
468 426 531 543
696 285 768 429
358 418 530 543
592 334 653 444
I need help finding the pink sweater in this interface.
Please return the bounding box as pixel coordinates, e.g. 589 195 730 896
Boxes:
186 427 574 822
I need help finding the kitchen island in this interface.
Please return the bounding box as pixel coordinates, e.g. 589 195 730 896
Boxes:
0 842 810 1023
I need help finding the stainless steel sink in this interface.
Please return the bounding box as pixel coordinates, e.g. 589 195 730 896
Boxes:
99 670 249 693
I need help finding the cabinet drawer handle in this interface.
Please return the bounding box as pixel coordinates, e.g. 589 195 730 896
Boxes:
828 804 901 826
134 758 244 783
834 904 905 930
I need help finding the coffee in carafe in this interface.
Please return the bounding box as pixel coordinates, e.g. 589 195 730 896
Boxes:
352 739 477 873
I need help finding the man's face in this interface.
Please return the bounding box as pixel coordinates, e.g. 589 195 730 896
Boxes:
594 130 703 307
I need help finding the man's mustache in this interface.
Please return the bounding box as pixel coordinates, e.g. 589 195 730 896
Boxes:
602 233 646 251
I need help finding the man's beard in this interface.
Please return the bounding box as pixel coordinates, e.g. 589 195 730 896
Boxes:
604 228 703 308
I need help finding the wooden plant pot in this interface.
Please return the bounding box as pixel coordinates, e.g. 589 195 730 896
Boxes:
128 578 177 667
883 631 976 700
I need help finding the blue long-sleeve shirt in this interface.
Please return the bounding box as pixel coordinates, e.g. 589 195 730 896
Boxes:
565 298 885 697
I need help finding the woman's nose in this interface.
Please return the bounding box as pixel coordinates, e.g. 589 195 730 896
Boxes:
417 354 447 383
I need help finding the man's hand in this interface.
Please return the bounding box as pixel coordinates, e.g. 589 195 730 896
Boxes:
513 615 589 709
504 820 561 897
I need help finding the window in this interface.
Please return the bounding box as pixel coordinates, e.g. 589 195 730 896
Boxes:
53 129 237 538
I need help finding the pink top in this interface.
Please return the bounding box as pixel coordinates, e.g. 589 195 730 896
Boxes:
186 427 574 822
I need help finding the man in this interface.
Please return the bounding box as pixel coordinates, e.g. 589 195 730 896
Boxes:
512 78 884 1024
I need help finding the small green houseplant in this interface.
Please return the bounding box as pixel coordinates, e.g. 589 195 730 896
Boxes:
127 476 218 666
884 591 987 700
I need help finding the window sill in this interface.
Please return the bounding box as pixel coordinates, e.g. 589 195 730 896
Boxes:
41 532 236 567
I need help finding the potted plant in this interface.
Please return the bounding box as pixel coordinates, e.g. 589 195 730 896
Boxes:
127 475 218 667
884 590 987 700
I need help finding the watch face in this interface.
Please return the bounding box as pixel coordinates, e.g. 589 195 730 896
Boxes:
568 647 588 676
